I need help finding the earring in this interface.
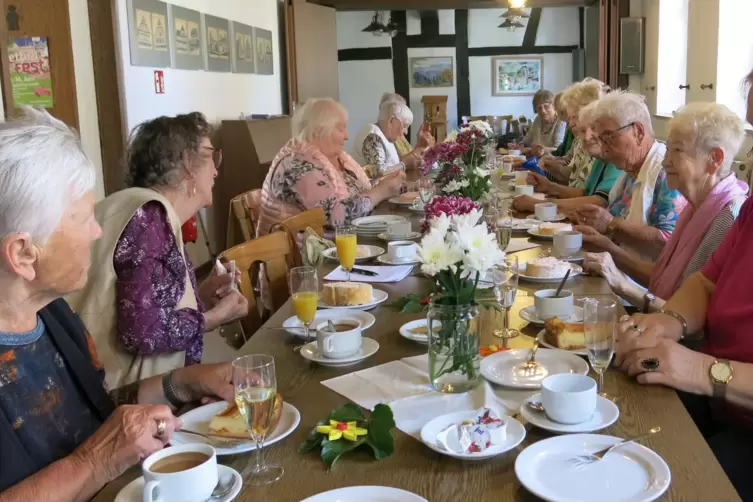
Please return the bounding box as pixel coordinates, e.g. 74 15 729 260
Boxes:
191 184 197 197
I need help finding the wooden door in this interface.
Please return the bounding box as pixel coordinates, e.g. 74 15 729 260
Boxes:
686 0 719 103
0 0 78 128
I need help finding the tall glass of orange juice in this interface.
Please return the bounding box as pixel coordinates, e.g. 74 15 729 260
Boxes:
336 225 357 281
288 266 318 340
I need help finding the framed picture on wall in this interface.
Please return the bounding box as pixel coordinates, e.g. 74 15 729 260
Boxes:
491 56 543 96
410 56 453 88
127 0 171 68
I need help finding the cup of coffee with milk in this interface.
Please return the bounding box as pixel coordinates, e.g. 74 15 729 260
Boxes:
316 318 363 359
387 241 417 262
534 202 558 222
553 231 582 258
142 444 218 502
540 374 597 424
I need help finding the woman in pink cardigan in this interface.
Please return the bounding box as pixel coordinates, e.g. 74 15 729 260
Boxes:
257 98 405 236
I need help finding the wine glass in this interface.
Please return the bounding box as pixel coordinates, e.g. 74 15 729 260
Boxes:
583 298 617 399
232 354 283 485
336 225 357 281
492 255 520 347
493 214 513 252
418 179 435 205
289 266 318 341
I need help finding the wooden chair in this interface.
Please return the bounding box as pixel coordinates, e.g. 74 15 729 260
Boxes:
227 189 262 247
220 231 296 338
271 207 327 266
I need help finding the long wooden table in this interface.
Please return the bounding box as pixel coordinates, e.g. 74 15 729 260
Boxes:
96 205 741 502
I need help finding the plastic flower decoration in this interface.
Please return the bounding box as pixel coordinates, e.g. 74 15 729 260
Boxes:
316 420 368 442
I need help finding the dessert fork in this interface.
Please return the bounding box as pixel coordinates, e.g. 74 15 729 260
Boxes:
176 429 249 448
523 339 540 376
567 427 661 467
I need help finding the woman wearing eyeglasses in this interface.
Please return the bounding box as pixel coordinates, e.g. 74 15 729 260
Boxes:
68 113 248 390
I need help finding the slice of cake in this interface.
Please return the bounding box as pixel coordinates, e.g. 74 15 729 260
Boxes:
322 282 373 306
208 394 283 439
544 317 585 350
525 257 571 278
537 222 572 236
399 191 419 203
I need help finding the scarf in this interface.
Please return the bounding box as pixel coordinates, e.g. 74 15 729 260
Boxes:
649 174 748 299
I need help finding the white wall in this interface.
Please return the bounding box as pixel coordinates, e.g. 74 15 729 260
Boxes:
337 11 392 49
338 59 394 143
408 47 458 143
113 0 283 133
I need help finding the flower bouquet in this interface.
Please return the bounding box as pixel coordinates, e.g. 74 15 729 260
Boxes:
416 205 506 393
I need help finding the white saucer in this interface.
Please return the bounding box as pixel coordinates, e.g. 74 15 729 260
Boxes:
282 310 376 337
353 215 407 226
377 231 422 241
515 434 671 502
519 306 584 326
317 289 389 311
537 329 589 357
114 464 241 502
398 318 438 344
171 401 301 455
520 394 620 433
322 245 384 262
375 254 421 266
516 262 582 283
528 213 567 222
300 337 379 367
550 249 585 263
303 486 428 502
480 348 589 389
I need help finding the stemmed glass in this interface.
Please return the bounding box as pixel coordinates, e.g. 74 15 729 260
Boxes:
335 225 357 281
232 354 283 485
492 255 520 347
418 179 435 205
289 266 318 341
583 298 617 399
492 214 513 252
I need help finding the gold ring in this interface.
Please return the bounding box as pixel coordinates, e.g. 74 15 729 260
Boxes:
156 419 167 437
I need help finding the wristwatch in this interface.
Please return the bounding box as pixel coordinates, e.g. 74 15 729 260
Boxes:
709 359 733 399
605 217 620 241
162 370 185 409
642 293 656 314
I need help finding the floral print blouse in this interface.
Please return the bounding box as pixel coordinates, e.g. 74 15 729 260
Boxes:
113 202 205 366
608 170 685 234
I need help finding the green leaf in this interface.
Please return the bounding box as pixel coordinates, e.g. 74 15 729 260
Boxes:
329 403 366 422
401 300 426 313
298 420 327 453
365 404 396 460
321 436 368 470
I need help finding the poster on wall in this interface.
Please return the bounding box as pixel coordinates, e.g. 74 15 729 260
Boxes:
253 28 273 75
492 56 543 96
171 5 203 70
204 14 231 72
8 36 53 108
232 22 255 74
127 0 171 68
410 57 454 88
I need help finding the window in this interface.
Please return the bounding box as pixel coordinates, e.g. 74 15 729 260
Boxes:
655 0 688 116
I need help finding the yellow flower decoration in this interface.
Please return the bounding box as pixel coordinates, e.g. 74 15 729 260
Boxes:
316 420 368 441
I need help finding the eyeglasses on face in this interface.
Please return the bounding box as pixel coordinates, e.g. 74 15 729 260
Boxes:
598 122 636 144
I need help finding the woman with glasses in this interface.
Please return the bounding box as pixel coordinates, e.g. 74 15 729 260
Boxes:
573 91 686 261
68 113 248 389
509 89 567 157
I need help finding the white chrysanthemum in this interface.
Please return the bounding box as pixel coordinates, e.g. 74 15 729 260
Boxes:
450 208 483 231
474 167 491 178
417 228 464 276
453 223 506 276
467 120 493 134
444 130 459 143
428 212 451 237
442 179 469 193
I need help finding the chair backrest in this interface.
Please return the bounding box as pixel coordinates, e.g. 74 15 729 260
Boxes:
271 207 327 266
220 231 295 337
226 189 262 247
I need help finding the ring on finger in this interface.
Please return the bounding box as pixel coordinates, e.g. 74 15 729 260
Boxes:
630 325 644 334
155 418 167 437
619 315 631 323
641 358 660 372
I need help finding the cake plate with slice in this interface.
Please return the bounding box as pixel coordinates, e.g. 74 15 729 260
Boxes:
536 329 589 356
516 263 582 283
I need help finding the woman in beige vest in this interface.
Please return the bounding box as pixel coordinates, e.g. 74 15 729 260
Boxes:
68 113 247 389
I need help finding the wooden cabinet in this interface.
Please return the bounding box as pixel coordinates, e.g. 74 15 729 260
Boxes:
421 95 448 143
685 0 719 104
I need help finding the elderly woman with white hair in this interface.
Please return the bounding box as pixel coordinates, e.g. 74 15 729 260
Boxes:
0 108 235 496
574 90 686 260
583 102 747 312
257 98 404 235
379 93 434 172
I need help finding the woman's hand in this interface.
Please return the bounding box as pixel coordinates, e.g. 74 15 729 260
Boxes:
199 269 241 307
582 252 627 291
204 290 248 331
73 405 180 484
370 170 406 203
574 204 613 234
417 123 434 148
171 362 235 405
614 313 686 368
512 194 540 212
527 172 552 193
573 225 614 252
530 144 546 157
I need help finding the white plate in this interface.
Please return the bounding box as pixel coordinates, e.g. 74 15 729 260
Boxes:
420 409 526 460
527 225 572 239
537 329 589 357
318 289 389 311
509 218 538 231
322 245 385 262
302 486 428 502
528 213 568 223
398 318 438 344
299 337 379 367
171 401 301 456
376 254 421 266
516 263 582 283
377 231 422 241
520 394 620 434
114 464 242 502
389 196 419 206
519 306 584 326
353 215 407 227
515 434 671 502
481 348 589 389
281 310 376 337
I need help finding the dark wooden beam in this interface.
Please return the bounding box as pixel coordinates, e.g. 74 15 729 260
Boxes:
468 45 578 56
578 6 585 48
522 8 542 48
419 10 439 36
406 34 455 48
338 47 392 61
309 0 585 10
390 11 410 108
455 10 470 121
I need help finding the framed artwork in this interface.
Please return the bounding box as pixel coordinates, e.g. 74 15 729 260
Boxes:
492 56 543 96
410 56 453 88
171 5 203 70
127 0 171 68
232 22 255 74
253 28 274 75
204 14 231 72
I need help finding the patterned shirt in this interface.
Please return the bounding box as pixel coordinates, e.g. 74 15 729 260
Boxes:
0 319 103 468
113 202 205 365
608 170 685 234
566 138 594 189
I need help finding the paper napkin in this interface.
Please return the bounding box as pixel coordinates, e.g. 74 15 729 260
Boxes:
324 265 413 283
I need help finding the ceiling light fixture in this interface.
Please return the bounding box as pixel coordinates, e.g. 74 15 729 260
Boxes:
382 15 399 37
362 11 387 36
499 1 529 32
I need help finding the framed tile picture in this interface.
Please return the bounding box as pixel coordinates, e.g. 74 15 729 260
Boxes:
205 14 231 72
492 56 543 96
410 56 454 88
127 0 171 68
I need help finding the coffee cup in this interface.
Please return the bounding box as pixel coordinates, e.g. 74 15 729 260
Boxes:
514 184 534 196
514 171 528 185
142 444 217 502
387 241 417 262
553 231 582 257
508 149 522 156
534 289 574 320
534 202 558 222
316 319 362 359
387 221 411 238
541 374 597 424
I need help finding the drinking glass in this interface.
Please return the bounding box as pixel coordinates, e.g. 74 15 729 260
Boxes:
418 179 435 204
583 298 617 399
492 255 520 347
232 355 283 485
335 225 357 281
493 214 513 252
289 266 318 341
